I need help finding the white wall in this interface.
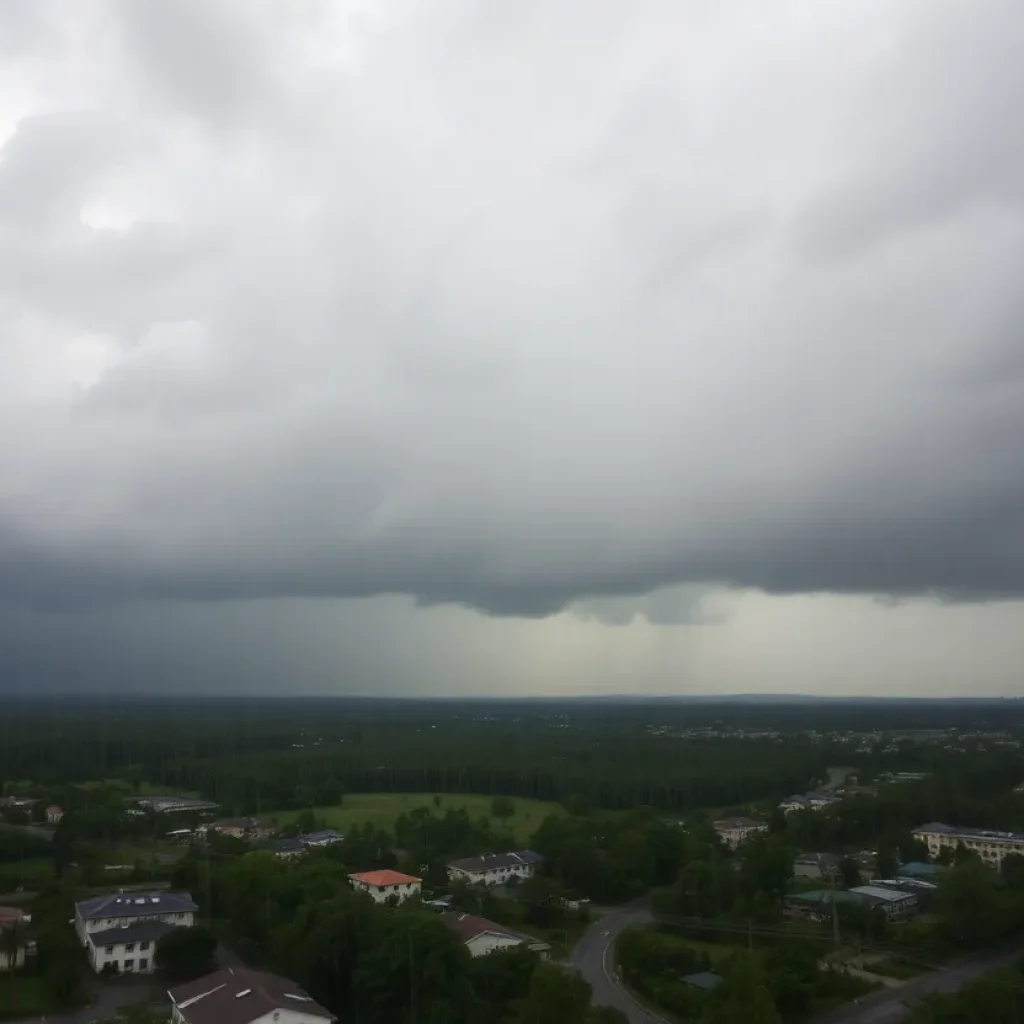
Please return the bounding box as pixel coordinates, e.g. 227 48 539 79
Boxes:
449 863 536 886
352 880 420 904
87 936 159 974
465 933 524 958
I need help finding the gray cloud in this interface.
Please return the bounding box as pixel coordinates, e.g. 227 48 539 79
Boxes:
1 0 1024 630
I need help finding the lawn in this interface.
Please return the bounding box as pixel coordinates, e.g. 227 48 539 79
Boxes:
866 958 926 980
269 793 562 846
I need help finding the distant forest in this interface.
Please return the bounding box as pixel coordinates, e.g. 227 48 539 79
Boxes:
3 696 1024 824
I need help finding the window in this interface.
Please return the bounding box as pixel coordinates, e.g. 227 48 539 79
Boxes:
105 945 114 954
139 958 149 971
140 941 150 951
124 960 134 971
125 943 136 953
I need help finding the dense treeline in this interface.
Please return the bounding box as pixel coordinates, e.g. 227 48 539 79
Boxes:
5 697 1023 821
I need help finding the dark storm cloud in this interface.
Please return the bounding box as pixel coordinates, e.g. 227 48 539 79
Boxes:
2 0 1024 622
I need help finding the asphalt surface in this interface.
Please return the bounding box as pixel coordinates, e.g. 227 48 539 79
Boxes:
569 904 670 1024
812 942 1024 1023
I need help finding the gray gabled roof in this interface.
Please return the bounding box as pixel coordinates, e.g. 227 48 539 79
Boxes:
447 850 544 873
88 920 181 947
76 891 197 921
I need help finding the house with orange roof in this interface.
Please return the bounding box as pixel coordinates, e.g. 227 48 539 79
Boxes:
349 869 421 904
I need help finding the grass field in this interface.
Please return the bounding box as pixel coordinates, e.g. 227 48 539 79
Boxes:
270 793 562 846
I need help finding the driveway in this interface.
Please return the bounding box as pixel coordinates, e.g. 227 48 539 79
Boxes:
569 903 670 1024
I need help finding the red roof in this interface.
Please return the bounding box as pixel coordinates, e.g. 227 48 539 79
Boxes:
349 869 421 887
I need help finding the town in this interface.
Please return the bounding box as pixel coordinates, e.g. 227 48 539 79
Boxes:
3 696 1024 1023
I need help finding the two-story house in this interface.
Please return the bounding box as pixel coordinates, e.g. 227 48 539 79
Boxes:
74 891 197 974
349 869 421 903
169 966 335 1024
446 850 544 887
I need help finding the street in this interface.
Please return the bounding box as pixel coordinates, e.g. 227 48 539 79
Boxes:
812 942 1024 1023
569 904 670 1024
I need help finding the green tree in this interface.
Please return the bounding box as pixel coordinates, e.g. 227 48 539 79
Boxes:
155 925 218 982
492 796 516 823
839 856 861 888
703 953 781 1024
505 963 593 1024
936 859 1004 948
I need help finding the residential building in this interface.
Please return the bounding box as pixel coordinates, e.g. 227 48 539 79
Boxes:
912 822 1024 870
86 920 180 974
169 966 334 1024
349 869 421 903
794 853 840 881
207 817 274 841
446 850 544 886
0 907 30 972
266 837 306 859
848 885 918 921
300 829 344 848
74 891 197 972
46 805 64 824
713 817 768 849
780 792 839 814
440 912 550 959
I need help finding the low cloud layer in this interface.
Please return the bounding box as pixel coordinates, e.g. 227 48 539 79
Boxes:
2 0 1024 625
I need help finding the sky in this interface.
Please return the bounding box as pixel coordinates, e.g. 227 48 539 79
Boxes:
1 0 1023 698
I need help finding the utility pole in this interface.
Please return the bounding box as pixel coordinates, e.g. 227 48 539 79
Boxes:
830 870 841 950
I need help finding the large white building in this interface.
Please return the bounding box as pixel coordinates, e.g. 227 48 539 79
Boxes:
912 822 1024 870
440 913 550 959
446 850 544 886
713 817 768 849
349 869 421 903
74 891 197 974
169 966 334 1024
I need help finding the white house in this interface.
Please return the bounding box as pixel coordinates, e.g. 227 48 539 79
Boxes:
46 805 64 824
780 792 839 815
440 912 550 959
169 966 335 1024
86 920 183 975
912 822 1024 870
300 829 344 848
713 817 768 849
446 850 544 887
74 891 197 973
0 907 30 972
349 869 421 903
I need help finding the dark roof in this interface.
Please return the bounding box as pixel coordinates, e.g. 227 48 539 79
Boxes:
300 830 344 844
440 912 549 950
682 971 722 992
170 967 334 1024
89 920 180 947
76 891 197 921
795 852 840 868
447 850 544 873
266 837 305 853
897 861 942 878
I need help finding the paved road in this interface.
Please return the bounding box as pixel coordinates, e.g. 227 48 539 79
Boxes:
812 943 1024 1023
570 904 670 1024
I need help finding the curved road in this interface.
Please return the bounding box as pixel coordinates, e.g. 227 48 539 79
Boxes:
571 908 1024 1024
570 904 669 1024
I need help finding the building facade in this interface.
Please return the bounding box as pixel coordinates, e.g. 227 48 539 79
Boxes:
440 913 550 959
349 869 421 903
912 822 1024 870
446 850 544 886
85 920 179 974
74 891 197 973
713 817 768 849
0 907 29 972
